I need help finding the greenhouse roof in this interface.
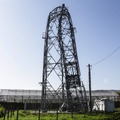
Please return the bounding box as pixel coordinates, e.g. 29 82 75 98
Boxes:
0 89 119 97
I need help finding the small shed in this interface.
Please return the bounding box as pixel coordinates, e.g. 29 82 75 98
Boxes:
93 98 115 112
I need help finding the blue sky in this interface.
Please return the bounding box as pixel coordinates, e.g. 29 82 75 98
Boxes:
0 0 120 90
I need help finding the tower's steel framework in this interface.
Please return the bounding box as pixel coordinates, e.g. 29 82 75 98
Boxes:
41 4 87 112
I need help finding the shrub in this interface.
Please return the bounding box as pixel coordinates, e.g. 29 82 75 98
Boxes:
0 105 5 117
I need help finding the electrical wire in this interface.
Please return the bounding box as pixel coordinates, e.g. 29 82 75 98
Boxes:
92 46 120 66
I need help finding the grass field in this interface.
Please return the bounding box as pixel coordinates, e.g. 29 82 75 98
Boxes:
0 108 120 120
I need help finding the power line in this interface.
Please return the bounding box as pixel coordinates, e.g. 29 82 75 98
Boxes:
92 46 120 66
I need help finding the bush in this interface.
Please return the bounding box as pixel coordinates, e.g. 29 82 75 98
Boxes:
0 105 5 117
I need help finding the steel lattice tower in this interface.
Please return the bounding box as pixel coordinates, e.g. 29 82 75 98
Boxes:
41 4 87 112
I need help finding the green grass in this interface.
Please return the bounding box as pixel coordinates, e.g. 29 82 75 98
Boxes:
0 108 120 120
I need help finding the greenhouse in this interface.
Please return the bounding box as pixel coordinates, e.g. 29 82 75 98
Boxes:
0 89 119 103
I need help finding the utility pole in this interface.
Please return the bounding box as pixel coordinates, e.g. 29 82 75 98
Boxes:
88 64 92 113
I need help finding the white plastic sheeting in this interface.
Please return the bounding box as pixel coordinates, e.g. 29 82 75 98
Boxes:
93 98 115 112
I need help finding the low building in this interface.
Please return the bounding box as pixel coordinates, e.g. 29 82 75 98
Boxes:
0 89 119 103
